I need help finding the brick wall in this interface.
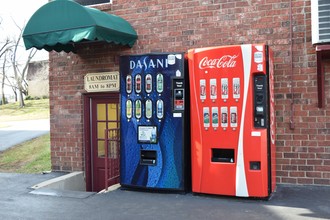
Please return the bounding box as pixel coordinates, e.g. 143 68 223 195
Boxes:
49 0 330 185
49 44 127 171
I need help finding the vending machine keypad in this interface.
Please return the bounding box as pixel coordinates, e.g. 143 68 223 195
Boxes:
173 79 185 111
253 74 268 128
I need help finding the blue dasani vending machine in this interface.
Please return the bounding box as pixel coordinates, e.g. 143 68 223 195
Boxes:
120 53 190 192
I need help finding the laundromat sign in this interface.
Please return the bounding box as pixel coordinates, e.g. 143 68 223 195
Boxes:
84 72 119 92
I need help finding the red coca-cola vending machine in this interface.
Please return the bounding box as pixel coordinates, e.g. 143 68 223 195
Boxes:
188 44 276 198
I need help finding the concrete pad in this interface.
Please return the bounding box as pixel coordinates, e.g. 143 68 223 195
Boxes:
30 171 86 191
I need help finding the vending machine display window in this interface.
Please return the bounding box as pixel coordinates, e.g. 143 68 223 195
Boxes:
137 125 158 144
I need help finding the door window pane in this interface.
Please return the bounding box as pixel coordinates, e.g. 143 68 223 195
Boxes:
107 103 118 121
97 104 106 120
98 140 105 157
97 122 106 139
107 122 118 130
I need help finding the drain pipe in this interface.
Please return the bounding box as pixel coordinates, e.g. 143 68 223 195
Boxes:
289 0 295 130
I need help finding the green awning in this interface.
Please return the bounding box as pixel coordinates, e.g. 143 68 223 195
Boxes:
23 0 137 53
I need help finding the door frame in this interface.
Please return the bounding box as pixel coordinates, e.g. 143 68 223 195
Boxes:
83 92 119 191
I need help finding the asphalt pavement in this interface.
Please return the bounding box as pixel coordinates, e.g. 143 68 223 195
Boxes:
0 172 329 220
0 120 329 219
0 119 50 151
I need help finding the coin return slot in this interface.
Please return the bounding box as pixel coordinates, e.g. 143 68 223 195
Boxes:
250 161 261 170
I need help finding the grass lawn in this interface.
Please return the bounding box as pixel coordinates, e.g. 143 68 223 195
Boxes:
0 99 50 122
0 99 51 173
0 134 51 173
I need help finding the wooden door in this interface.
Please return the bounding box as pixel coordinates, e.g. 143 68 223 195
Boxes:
84 94 120 192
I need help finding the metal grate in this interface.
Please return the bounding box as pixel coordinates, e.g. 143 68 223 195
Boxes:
104 128 120 191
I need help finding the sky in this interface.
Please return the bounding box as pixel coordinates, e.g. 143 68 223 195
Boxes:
0 0 49 97
0 0 49 61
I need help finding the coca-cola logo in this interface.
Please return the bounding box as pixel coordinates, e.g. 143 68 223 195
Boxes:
199 55 238 69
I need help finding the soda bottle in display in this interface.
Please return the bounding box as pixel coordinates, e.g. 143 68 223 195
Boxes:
156 99 164 119
135 100 142 119
221 78 228 101
156 73 164 93
230 106 238 128
221 107 228 128
135 74 142 94
233 78 240 100
145 74 152 93
200 79 206 102
203 107 210 129
126 75 132 94
145 99 152 119
126 100 132 120
210 78 217 101
212 107 219 128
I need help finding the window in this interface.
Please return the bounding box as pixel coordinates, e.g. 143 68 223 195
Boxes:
311 0 330 44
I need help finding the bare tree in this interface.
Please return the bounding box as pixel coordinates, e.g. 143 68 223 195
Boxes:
1 47 11 105
0 20 13 105
10 24 37 108
1 17 42 107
